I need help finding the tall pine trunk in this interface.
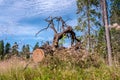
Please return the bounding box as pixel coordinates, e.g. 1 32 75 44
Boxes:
87 0 91 52
101 0 112 66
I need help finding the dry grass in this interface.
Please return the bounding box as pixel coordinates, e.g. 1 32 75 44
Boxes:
0 49 45 73
0 56 24 72
0 48 45 74
0 56 36 73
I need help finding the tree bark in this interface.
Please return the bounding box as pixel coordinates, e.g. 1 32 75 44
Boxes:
87 0 91 52
52 26 80 48
101 0 112 66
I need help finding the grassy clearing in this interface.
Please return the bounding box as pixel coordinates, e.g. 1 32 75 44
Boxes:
0 54 120 80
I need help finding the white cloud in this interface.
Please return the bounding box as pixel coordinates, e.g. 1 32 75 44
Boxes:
25 0 76 17
0 0 76 35
0 0 76 18
0 24 39 36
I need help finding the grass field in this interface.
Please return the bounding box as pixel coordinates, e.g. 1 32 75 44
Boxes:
0 54 120 80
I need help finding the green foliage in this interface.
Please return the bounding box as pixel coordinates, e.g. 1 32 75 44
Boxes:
96 26 120 64
76 0 101 51
22 45 26 53
33 42 39 50
110 0 120 23
59 34 67 46
0 40 4 59
12 42 19 56
110 0 120 63
110 29 120 53
5 42 11 55
96 27 107 58
22 44 30 59
110 29 120 63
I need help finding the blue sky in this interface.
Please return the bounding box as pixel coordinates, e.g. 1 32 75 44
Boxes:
0 0 78 50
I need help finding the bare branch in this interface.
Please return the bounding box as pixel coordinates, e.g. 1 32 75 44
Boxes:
36 16 81 49
35 23 50 36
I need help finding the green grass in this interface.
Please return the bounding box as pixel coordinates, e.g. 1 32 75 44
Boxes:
0 55 120 80
0 64 120 80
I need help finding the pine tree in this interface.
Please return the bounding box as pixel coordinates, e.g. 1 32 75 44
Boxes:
101 0 112 66
0 40 4 59
26 44 30 53
33 42 39 50
12 42 19 55
110 0 120 24
22 45 26 54
22 44 30 58
26 44 30 58
5 42 11 55
110 0 120 64
96 27 107 58
76 0 101 52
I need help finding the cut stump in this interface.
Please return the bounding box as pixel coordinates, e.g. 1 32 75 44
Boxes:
32 49 44 63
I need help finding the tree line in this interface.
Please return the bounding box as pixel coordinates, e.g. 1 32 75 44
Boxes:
0 40 40 60
76 0 120 66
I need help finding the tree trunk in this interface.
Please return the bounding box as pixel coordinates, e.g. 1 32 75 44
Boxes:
87 0 91 52
101 0 112 66
52 26 80 49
